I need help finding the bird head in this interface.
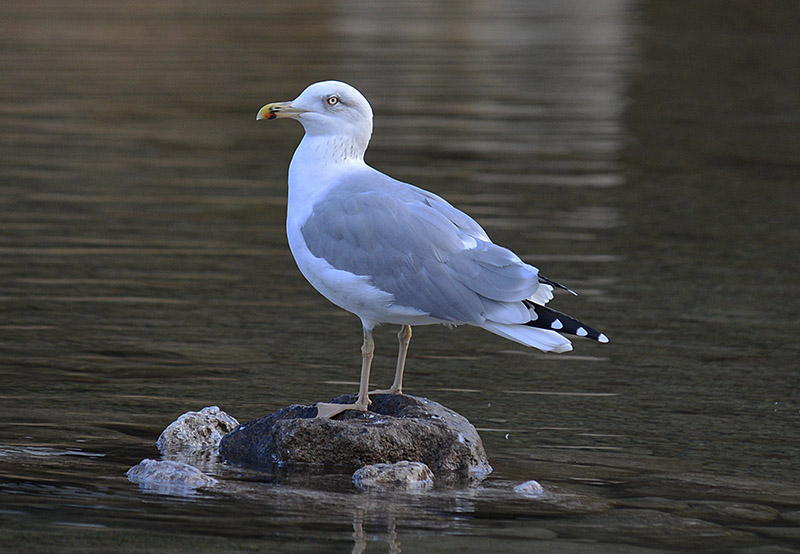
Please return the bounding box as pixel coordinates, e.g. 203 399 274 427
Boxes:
257 81 374 148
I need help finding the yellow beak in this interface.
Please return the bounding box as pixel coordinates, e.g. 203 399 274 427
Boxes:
256 101 307 121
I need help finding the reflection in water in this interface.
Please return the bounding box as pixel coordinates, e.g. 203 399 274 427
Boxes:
1 0 799 552
351 507 398 554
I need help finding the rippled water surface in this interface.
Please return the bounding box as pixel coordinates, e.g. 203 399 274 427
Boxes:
2 0 799 552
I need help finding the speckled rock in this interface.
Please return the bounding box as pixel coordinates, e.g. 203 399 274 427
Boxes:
127 459 217 494
219 393 492 478
353 461 434 490
157 406 239 455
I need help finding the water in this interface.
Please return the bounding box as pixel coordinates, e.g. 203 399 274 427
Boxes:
2 0 799 551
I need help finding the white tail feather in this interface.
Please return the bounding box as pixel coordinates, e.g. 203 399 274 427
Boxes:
528 283 554 305
481 321 573 353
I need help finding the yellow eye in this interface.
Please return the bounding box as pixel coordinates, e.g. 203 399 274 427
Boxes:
326 96 339 106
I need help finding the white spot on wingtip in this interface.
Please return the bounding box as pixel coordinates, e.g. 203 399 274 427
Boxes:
551 319 563 330
576 327 588 337
598 333 609 343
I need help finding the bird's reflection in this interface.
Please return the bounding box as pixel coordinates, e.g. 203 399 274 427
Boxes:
350 504 402 554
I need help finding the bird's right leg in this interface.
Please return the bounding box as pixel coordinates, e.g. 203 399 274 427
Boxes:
315 327 374 418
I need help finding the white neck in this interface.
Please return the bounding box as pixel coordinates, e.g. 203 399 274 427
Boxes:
286 134 369 227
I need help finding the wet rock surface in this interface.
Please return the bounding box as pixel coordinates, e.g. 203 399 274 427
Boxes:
353 461 434 490
514 479 545 497
219 393 492 478
127 459 218 494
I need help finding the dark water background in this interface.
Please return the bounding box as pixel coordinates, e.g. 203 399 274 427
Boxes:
1 0 799 552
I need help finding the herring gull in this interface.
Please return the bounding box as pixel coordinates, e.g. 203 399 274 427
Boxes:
257 81 609 419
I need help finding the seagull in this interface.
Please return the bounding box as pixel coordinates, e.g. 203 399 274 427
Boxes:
257 81 609 419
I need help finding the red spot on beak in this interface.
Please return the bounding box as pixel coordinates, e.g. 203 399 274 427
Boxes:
267 112 277 120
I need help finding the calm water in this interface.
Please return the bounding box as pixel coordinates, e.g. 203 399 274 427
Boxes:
2 0 799 552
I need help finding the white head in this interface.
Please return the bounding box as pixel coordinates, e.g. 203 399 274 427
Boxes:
257 81 373 160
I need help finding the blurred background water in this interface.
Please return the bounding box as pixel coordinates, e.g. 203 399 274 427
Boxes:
1 0 799 552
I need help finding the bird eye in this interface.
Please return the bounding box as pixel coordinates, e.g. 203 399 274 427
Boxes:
326 96 340 106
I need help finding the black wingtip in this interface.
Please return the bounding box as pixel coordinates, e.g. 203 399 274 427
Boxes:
538 274 578 296
525 302 609 343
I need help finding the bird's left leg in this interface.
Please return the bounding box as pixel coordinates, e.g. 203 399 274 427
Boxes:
370 324 411 395
316 326 374 418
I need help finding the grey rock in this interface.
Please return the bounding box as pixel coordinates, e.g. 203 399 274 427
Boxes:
219 393 492 478
353 461 434 490
127 458 217 494
514 479 545 497
157 405 239 455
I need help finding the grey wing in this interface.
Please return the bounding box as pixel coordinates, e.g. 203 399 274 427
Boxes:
405 184 492 243
300 173 541 324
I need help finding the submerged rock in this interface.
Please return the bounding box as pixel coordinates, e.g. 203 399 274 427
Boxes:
157 405 239 455
546 508 738 544
127 458 217 494
514 479 545 497
219 393 492 478
678 500 779 524
353 461 434 490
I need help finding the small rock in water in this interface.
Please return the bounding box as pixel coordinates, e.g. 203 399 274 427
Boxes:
157 406 239 454
353 461 434 490
127 459 217 494
514 479 545 497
